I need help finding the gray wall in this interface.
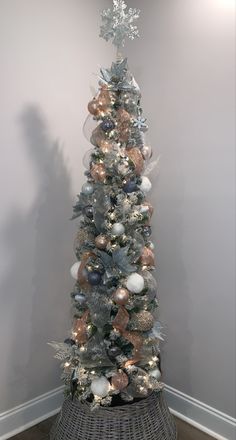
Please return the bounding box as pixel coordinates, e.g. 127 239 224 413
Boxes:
127 0 236 418
0 0 113 413
0 0 235 421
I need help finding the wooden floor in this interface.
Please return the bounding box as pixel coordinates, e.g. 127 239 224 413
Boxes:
10 415 215 440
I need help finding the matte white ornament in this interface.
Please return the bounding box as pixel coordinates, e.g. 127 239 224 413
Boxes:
91 376 110 397
149 368 161 380
126 273 144 293
70 262 81 280
139 176 152 194
111 223 125 236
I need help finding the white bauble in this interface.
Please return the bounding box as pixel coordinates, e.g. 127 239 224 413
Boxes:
91 376 110 398
149 368 161 380
111 223 125 236
126 273 144 293
70 262 81 280
139 176 152 194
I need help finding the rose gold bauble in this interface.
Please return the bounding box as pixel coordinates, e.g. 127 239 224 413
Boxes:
90 126 106 147
130 311 154 332
88 99 99 116
113 288 129 305
117 108 131 124
111 371 129 390
99 139 113 153
140 247 155 267
95 234 109 250
125 148 144 175
91 163 106 182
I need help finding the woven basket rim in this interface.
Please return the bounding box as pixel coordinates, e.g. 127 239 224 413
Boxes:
67 390 163 414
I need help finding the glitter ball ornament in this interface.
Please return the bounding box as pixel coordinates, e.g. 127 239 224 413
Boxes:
70 262 81 280
111 371 129 390
95 234 109 250
91 163 106 182
126 273 144 293
91 376 110 398
139 176 152 194
150 367 162 380
82 182 94 195
101 118 115 132
129 311 154 331
87 271 102 286
111 223 125 236
113 288 129 305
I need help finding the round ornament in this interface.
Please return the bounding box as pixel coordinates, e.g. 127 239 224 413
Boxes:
101 118 115 132
82 182 94 195
90 126 106 147
99 139 113 153
87 271 102 286
125 148 144 175
126 273 144 293
70 262 81 280
90 376 110 398
139 176 152 194
123 180 137 193
140 247 155 267
91 163 106 182
141 145 153 161
111 371 129 390
113 288 129 305
129 311 154 332
84 205 94 219
143 225 152 237
111 223 125 236
149 367 161 380
95 234 109 250
74 293 86 304
88 99 100 116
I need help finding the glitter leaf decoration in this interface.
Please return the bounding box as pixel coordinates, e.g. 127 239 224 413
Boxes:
100 0 140 48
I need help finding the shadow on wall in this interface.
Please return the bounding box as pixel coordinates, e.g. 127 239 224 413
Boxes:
152 156 194 396
0 106 74 412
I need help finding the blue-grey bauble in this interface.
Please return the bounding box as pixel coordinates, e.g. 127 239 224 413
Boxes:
87 271 102 285
101 118 115 132
123 180 137 193
82 182 94 195
143 225 152 237
84 205 94 219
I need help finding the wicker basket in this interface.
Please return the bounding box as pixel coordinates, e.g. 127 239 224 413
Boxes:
50 391 177 440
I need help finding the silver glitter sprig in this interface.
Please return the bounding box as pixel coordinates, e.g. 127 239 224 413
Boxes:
100 0 140 48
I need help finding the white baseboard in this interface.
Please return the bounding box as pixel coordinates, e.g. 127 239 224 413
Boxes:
0 384 235 440
0 386 64 440
165 385 236 440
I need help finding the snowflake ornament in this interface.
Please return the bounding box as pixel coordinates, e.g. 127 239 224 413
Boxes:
133 115 148 131
100 0 140 48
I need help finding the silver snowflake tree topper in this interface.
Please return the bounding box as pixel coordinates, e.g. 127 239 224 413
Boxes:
100 0 140 50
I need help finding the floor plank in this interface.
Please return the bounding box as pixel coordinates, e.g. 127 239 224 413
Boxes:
10 415 215 439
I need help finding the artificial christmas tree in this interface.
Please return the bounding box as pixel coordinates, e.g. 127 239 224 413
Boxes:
50 1 177 439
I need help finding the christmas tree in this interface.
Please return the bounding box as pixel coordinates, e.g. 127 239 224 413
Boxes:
50 0 165 410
